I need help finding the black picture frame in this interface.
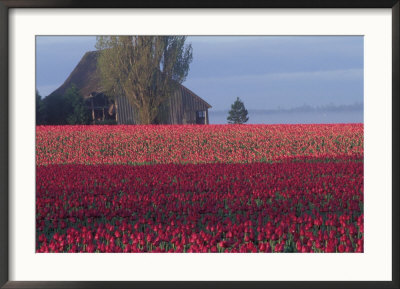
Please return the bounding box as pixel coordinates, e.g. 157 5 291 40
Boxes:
0 1 399 288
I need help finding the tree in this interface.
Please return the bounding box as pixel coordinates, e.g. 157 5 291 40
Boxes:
95 36 193 124
64 84 90 125
227 97 249 124
36 90 46 125
42 93 68 125
42 84 89 125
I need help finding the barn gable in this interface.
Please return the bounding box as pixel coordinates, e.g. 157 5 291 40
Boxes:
48 51 211 125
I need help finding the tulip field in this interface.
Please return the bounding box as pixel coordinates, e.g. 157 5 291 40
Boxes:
36 124 363 253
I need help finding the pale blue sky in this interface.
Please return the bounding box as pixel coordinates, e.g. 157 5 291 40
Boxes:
36 36 363 123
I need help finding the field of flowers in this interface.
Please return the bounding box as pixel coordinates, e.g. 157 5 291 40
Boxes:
36 124 363 165
36 124 364 253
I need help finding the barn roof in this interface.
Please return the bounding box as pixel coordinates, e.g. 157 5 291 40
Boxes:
180 84 211 109
48 50 211 109
49 51 103 98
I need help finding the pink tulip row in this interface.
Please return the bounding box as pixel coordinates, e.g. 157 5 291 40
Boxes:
36 124 363 165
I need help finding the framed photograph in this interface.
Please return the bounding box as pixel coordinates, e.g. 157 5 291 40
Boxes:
0 0 398 288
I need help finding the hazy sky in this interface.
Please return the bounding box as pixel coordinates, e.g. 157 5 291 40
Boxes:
36 36 363 123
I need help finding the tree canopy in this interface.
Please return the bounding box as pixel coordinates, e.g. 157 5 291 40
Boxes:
64 85 91 125
36 90 46 125
95 36 193 124
37 84 90 125
227 97 249 124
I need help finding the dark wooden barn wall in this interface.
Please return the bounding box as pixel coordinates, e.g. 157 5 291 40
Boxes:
116 88 210 125
183 87 210 124
167 86 210 124
166 87 184 124
117 95 136 124
168 90 180 124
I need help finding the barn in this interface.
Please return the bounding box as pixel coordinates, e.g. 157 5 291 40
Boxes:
48 51 212 125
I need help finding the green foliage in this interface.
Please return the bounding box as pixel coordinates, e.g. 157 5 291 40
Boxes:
41 84 90 125
64 85 91 125
42 93 68 125
95 36 193 124
227 97 249 124
36 90 46 125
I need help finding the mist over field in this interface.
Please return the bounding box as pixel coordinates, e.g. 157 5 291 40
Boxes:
209 105 363 124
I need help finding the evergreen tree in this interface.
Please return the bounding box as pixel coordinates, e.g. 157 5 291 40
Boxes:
42 84 90 125
64 85 90 125
42 93 68 125
227 97 249 124
36 90 46 125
